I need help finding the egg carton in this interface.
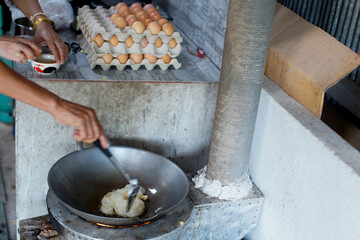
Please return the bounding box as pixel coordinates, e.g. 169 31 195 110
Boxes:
78 5 183 44
80 23 181 57
78 34 181 71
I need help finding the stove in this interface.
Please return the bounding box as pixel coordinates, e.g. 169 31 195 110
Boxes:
19 182 263 240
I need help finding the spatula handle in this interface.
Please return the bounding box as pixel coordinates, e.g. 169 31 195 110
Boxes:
94 139 112 158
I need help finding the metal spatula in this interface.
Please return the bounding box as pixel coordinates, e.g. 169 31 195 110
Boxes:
94 140 140 212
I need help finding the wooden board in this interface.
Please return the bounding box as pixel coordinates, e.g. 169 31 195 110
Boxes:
265 3 360 118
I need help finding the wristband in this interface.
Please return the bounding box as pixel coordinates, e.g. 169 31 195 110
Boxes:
30 12 46 23
33 16 52 30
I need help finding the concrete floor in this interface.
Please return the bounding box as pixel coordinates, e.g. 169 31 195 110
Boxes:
0 122 16 240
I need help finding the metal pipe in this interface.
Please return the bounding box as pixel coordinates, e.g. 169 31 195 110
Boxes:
206 0 276 185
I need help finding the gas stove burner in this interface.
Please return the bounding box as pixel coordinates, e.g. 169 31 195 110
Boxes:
45 182 263 240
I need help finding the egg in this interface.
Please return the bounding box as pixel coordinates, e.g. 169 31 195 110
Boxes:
127 17 138 26
130 54 143 64
121 10 131 18
146 8 157 15
142 18 152 27
110 13 120 22
126 14 136 21
169 38 177 49
149 11 160 20
117 54 128 64
147 21 161 35
144 54 157 64
140 37 148 48
114 17 127 30
138 14 148 22
130 3 142 11
115 2 127 11
157 18 168 26
143 4 154 12
131 6 143 14
125 36 134 48
155 37 163 47
118 6 130 15
152 14 162 22
92 34 104 47
101 53 113 64
161 54 171 64
136 11 147 19
131 21 145 34
109 35 119 46
162 23 174 36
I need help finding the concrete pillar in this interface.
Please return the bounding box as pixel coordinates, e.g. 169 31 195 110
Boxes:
207 0 276 184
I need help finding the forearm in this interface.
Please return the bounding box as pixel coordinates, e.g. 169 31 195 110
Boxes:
12 0 43 19
0 60 58 114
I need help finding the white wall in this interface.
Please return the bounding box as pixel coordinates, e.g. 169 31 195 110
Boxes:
247 79 360 240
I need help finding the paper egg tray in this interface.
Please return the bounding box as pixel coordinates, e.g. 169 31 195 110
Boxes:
78 34 181 71
78 5 182 56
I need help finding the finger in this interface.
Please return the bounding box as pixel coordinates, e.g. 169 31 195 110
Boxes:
75 119 88 142
16 37 42 54
99 135 109 149
20 45 38 60
55 40 68 64
46 40 61 64
18 52 28 63
84 112 95 140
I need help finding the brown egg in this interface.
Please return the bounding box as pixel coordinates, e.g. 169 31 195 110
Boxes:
162 23 174 36
125 36 134 48
130 54 143 64
125 14 136 22
101 53 113 64
140 37 148 48
138 14 148 22
142 18 152 27
161 54 171 64
109 35 119 46
117 54 128 64
92 34 104 47
136 11 147 19
121 10 131 18
169 38 177 49
110 13 120 22
131 6 142 14
144 54 157 64
152 14 162 22
146 7 157 15
157 18 168 26
143 4 154 12
130 3 142 11
131 21 145 34
115 2 127 11
155 37 162 47
118 6 129 15
114 17 127 30
127 17 138 26
149 11 160 20
147 21 161 35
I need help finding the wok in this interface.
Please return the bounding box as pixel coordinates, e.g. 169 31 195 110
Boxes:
48 144 189 226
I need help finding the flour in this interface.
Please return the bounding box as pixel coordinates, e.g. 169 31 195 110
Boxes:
192 166 252 200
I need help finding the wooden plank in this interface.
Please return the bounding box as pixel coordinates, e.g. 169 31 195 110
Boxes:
326 78 360 119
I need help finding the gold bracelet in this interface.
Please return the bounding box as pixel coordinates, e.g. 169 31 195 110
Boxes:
33 16 52 30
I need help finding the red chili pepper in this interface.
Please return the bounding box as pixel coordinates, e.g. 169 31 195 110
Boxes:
197 48 205 58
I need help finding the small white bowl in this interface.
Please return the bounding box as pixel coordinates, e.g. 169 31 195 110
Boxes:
31 54 60 75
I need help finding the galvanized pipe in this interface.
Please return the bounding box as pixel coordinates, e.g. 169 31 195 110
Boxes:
207 0 276 184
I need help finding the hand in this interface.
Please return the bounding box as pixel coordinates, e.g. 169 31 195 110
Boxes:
34 21 68 64
50 98 109 149
0 36 42 63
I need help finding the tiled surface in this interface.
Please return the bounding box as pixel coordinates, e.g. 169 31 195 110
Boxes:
155 0 229 69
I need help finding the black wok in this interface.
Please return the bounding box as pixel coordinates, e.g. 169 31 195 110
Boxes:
48 145 189 226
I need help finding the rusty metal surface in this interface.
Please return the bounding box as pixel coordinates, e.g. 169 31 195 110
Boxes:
46 181 263 240
207 0 276 184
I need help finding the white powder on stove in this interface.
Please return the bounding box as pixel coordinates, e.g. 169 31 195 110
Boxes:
192 166 252 200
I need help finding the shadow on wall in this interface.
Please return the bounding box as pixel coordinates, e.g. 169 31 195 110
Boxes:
109 138 209 174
